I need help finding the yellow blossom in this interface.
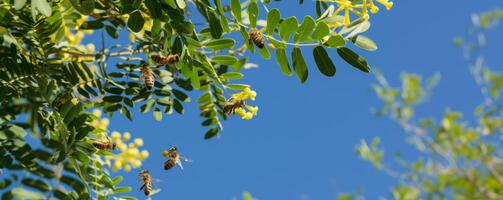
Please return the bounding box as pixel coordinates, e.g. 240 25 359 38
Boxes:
92 109 102 117
140 150 149 159
124 164 132 172
86 43 95 53
102 131 149 172
111 131 121 140
325 0 393 26
134 138 144 147
229 87 259 120
123 132 131 141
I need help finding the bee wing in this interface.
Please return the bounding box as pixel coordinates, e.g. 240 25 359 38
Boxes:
176 158 184 170
180 156 192 163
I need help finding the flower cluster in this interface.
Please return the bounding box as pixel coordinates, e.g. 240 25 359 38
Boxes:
89 109 149 172
105 131 149 172
231 88 259 120
325 0 394 26
89 109 110 132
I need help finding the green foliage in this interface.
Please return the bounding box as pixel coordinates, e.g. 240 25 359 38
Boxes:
0 0 390 198
355 9 503 199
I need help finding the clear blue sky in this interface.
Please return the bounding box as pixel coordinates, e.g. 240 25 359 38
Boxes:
95 1 503 199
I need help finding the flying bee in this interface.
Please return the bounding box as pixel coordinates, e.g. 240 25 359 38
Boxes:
151 54 179 65
138 169 153 196
162 146 191 170
248 29 265 48
140 65 157 90
223 97 245 115
92 136 116 151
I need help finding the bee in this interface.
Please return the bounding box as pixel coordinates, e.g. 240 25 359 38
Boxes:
163 146 191 170
92 136 116 151
223 97 245 115
140 65 156 90
248 29 265 48
151 54 179 65
138 169 153 196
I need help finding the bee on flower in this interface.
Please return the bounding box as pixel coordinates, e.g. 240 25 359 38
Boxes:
223 87 259 120
99 131 149 172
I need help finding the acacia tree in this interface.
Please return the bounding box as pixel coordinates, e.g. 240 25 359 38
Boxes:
351 9 503 200
0 0 393 199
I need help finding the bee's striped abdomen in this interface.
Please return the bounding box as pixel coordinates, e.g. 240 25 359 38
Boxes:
141 66 155 90
249 29 265 48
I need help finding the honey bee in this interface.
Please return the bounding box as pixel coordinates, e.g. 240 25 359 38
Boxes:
92 136 116 151
140 65 156 90
151 54 179 65
138 169 153 196
248 29 265 48
223 97 245 115
163 146 191 170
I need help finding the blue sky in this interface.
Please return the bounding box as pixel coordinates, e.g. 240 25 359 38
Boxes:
97 1 503 199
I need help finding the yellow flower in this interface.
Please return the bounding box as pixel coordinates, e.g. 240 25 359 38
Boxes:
245 105 259 116
92 109 102 117
140 150 149 159
376 0 393 10
85 43 95 53
326 0 393 26
134 138 144 147
123 132 131 141
124 164 132 172
111 131 121 140
102 131 149 172
71 98 79 105
229 87 259 120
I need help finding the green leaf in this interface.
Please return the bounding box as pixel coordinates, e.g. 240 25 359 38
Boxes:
351 35 378 51
32 0 52 17
221 72 244 79
176 0 186 9
208 10 223 39
266 9 281 35
21 178 50 192
292 47 308 83
105 25 119 38
258 46 271 59
214 0 225 14
211 55 238 65
69 0 94 15
275 48 292 76
145 0 162 19
0 179 12 189
128 11 145 33
247 1 259 28
113 187 132 194
294 16 316 43
14 0 27 10
312 21 330 41
205 38 235 50
153 108 162 121
173 89 190 102
279 17 298 41
103 95 123 103
204 128 219 139
337 47 371 72
11 188 45 200
323 34 345 48
230 0 241 21
313 46 336 77
226 84 250 90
